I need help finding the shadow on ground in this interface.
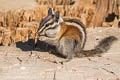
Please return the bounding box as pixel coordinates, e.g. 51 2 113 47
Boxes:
16 39 64 58
16 39 55 52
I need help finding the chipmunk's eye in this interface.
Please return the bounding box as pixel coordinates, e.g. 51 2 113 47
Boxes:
45 22 54 27
45 23 50 27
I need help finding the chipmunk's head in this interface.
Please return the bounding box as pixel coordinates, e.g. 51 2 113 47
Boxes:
37 8 63 39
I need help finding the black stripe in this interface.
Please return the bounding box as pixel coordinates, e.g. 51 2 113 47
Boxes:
63 18 87 49
38 15 53 31
46 24 58 30
38 20 56 33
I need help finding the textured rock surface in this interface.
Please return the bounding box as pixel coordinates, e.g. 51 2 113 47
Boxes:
0 0 48 45
0 27 120 80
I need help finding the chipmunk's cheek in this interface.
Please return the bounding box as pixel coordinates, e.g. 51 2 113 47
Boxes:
38 36 48 41
45 30 57 38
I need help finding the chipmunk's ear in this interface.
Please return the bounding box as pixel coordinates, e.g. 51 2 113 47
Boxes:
55 11 60 21
55 11 63 23
48 8 54 15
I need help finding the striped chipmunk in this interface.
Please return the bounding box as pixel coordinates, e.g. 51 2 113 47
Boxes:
37 8 117 62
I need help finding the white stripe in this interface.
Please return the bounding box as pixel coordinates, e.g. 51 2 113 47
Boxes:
64 22 86 48
46 22 59 29
38 25 45 33
38 19 54 33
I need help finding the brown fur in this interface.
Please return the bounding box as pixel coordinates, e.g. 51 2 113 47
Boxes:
54 21 117 61
56 22 82 42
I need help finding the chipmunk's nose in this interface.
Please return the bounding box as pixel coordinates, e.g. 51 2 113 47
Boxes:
37 29 42 36
37 31 46 37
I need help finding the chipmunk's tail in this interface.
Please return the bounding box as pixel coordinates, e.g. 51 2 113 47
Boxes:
76 36 117 57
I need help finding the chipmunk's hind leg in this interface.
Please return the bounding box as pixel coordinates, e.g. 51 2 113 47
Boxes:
57 37 77 62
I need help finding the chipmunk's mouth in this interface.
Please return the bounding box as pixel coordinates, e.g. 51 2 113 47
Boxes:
38 33 54 38
38 33 46 37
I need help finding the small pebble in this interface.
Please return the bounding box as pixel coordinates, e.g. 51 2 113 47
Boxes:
96 36 100 40
20 66 26 70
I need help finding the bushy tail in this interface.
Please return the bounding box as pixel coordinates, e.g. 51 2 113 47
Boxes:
76 36 117 57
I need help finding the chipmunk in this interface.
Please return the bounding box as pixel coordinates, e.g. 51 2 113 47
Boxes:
37 8 117 61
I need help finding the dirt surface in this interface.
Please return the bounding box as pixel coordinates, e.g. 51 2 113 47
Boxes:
0 0 37 10
0 27 120 80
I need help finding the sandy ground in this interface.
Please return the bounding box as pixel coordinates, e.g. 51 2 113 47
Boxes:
0 27 120 80
0 0 37 10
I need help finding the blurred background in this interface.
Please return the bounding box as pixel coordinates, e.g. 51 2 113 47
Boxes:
37 0 120 27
